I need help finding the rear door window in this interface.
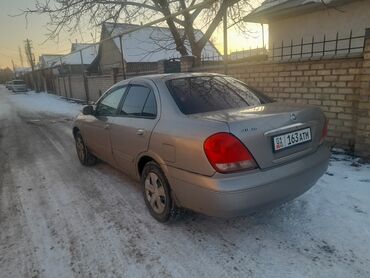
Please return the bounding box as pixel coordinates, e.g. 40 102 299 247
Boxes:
142 91 157 118
121 85 157 118
166 76 272 115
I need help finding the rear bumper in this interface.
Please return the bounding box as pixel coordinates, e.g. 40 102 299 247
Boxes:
167 145 330 217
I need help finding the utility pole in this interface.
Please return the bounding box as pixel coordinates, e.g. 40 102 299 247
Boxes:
18 46 24 67
24 39 39 92
223 5 228 75
11 59 16 79
119 35 126 79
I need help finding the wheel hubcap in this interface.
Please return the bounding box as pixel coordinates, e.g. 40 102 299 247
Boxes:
145 172 166 214
76 137 85 161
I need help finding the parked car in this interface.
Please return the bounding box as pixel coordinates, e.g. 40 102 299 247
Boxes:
5 81 12 90
73 73 330 222
10 80 27 92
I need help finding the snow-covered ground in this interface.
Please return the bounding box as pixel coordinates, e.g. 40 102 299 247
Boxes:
0 86 369 278
6 91 82 118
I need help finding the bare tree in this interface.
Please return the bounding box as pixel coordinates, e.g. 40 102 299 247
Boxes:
23 0 255 62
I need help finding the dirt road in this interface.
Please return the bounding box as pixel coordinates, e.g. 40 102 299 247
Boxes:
1 87 369 278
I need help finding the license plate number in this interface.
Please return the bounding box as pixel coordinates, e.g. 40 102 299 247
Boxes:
273 128 312 152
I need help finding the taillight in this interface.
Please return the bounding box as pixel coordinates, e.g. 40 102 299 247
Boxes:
320 119 328 144
204 132 258 173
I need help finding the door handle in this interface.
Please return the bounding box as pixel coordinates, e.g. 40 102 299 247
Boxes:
104 124 110 130
136 129 145 135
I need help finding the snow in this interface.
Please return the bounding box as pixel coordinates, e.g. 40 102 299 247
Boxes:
40 44 99 69
105 23 220 62
61 44 99 65
7 91 82 118
39 55 63 68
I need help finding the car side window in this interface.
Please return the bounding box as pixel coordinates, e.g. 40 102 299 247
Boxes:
96 87 126 116
142 91 157 118
121 85 157 118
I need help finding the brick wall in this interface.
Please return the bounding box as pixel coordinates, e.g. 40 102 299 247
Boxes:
46 32 370 159
193 57 364 152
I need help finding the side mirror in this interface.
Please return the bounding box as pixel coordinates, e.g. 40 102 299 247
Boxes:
82 105 95 115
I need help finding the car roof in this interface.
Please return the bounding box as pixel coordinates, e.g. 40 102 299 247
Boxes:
115 73 226 86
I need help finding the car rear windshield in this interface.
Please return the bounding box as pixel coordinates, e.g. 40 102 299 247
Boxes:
13 80 25 85
166 76 273 115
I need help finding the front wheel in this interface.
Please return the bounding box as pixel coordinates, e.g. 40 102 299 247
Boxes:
75 131 97 166
141 162 178 223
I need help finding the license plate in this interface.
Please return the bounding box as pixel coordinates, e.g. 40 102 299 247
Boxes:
273 128 312 152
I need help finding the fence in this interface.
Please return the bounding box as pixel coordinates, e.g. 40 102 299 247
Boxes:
199 30 366 64
20 28 370 159
271 31 365 61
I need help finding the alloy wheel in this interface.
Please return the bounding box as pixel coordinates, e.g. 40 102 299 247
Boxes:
144 172 167 214
76 136 85 162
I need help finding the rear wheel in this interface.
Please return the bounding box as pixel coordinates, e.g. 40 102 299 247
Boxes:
141 162 178 222
75 131 97 166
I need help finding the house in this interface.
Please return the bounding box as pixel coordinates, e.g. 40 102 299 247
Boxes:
91 22 221 74
244 0 370 58
39 43 99 74
39 54 63 69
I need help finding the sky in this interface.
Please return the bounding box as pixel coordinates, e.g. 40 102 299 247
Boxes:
0 0 267 69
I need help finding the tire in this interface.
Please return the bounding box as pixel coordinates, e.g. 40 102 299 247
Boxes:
75 131 97 166
141 161 178 223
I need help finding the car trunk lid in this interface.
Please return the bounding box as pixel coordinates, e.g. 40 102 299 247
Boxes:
193 102 326 169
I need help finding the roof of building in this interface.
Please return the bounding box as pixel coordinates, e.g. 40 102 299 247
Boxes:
243 0 355 23
61 44 99 66
39 54 63 68
102 22 221 63
39 44 99 68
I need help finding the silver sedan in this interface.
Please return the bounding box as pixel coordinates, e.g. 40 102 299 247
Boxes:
73 73 330 222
